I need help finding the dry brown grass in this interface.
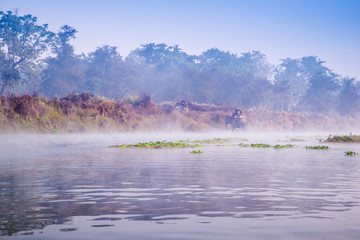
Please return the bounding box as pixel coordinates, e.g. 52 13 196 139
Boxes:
1 93 360 133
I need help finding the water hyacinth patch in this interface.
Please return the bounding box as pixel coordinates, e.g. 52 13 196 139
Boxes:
273 144 295 149
110 140 202 149
250 143 272 148
306 145 329 150
239 143 294 149
345 151 358 156
326 135 360 143
190 150 203 154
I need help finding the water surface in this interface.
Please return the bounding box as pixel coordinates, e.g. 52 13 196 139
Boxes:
1 132 360 239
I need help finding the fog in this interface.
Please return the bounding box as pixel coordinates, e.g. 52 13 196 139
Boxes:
0 131 341 158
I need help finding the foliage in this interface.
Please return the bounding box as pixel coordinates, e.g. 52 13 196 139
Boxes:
345 151 358 156
190 150 203 154
306 145 329 150
0 11 54 95
273 144 295 149
1 11 360 116
110 140 202 148
326 135 360 143
239 143 294 149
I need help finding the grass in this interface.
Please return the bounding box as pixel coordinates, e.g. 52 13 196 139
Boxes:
110 140 202 149
239 143 294 149
345 151 358 156
190 150 203 154
326 135 360 143
306 145 329 150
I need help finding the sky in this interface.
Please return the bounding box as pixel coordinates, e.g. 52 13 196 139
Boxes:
1 0 360 79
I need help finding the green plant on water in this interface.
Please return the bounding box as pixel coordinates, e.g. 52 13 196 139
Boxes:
239 143 294 149
306 145 329 150
345 151 358 156
273 144 295 149
239 142 250 147
250 143 272 148
190 150 203 154
110 140 202 149
326 135 360 143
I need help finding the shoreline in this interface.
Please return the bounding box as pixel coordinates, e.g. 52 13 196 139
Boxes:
1 93 359 133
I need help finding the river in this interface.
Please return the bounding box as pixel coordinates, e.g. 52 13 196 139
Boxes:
0 132 359 239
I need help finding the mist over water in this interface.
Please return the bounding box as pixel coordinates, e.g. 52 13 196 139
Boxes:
1 132 360 239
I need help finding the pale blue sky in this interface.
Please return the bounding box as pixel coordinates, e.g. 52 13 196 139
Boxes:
1 0 359 79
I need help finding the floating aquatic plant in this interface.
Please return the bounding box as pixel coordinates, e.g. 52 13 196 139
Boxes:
250 143 272 148
273 144 295 149
110 140 202 149
306 145 329 150
345 151 358 156
239 143 250 147
190 150 203 154
239 143 294 149
326 135 360 143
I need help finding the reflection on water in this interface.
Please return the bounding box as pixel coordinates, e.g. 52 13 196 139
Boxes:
0 133 360 239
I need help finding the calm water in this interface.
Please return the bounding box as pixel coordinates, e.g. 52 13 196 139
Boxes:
1 132 360 239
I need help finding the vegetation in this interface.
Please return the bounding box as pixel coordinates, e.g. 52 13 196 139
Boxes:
190 150 203 154
273 144 295 149
110 140 202 149
326 135 360 143
306 145 329 150
2 93 360 132
239 143 294 149
345 151 358 156
1 11 360 116
0 11 54 95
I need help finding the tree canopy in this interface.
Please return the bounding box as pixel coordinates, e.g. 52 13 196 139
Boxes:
0 10 54 94
0 12 359 116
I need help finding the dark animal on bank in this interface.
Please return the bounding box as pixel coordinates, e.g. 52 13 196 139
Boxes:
226 115 246 131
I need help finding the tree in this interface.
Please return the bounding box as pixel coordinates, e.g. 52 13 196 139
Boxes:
41 25 85 97
337 78 360 115
0 11 54 95
273 58 308 111
299 56 341 113
86 45 134 98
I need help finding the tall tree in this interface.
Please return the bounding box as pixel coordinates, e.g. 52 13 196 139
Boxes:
299 56 341 113
86 45 134 98
337 77 360 115
0 11 54 95
41 25 85 97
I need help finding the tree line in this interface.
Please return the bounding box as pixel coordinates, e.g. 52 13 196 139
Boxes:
1 11 359 115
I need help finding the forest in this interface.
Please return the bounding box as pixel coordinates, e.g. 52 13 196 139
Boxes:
1 10 359 116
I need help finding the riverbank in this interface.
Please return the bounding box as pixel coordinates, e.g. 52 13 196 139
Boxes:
0 93 359 133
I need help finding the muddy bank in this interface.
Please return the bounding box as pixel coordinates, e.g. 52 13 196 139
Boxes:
0 93 359 133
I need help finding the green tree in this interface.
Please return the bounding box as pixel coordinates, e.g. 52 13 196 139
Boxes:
299 56 341 113
86 45 134 98
0 11 54 95
337 78 360 115
41 25 86 97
